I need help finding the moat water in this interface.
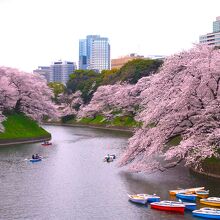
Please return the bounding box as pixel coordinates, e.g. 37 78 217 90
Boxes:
0 125 219 220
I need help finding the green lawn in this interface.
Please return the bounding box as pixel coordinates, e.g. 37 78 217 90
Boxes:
75 115 140 128
0 113 50 140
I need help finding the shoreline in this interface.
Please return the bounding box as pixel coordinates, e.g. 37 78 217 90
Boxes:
0 136 51 146
43 122 134 133
190 167 220 179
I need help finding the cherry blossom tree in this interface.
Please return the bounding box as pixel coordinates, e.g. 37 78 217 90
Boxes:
119 44 220 172
78 79 151 119
58 90 83 117
0 67 59 130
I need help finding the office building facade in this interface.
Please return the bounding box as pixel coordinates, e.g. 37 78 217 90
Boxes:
200 16 220 46
49 60 77 84
79 35 110 72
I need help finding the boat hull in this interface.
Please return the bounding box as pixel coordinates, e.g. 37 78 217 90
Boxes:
197 194 209 199
176 193 197 202
200 201 220 207
30 158 42 162
137 194 160 203
169 187 204 195
151 203 184 213
193 212 220 219
129 198 148 205
184 203 197 211
41 143 52 146
147 197 160 203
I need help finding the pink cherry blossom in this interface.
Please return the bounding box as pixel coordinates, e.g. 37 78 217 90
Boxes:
0 67 59 131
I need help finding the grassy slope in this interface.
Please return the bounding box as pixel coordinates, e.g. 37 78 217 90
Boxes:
0 113 50 140
65 115 140 128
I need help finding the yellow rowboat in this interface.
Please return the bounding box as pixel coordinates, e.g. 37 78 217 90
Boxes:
200 197 220 207
169 187 205 196
195 190 209 199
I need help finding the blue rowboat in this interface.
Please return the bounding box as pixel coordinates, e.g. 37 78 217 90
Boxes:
176 193 197 201
128 194 148 205
176 200 197 211
193 207 220 219
29 157 42 162
137 194 160 203
181 202 196 211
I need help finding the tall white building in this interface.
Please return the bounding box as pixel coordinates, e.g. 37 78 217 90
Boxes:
200 16 220 46
50 60 77 84
79 35 110 72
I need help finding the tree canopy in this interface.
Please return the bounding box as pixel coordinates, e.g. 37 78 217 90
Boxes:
66 59 162 103
0 67 59 132
79 45 220 173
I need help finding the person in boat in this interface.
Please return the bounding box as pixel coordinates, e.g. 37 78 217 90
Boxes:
106 154 110 162
32 155 35 159
35 154 40 159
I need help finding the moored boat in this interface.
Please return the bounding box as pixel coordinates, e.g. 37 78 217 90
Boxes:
200 197 220 207
169 186 204 196
193 207 220 219
196 190 209 198
137 194 160 203
150 201 185 213
173 200 197 211
176 193 197 202
128 194 148 205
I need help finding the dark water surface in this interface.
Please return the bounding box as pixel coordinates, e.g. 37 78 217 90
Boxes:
0 125 219 220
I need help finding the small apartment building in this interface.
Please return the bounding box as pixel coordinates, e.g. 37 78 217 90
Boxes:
50 60 77 84
200 16 220 46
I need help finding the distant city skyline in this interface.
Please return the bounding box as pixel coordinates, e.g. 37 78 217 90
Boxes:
0 0 220 72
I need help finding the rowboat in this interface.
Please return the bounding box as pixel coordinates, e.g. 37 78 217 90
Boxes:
41 142 52 146
174 200 197 211
169 186 205 196
128 194 148 205
196 190 209 199
29 157 42 162
137 194 160 203
150 201 185 213
193 207 220 219
104 154 116 162
200 197 220 207
176 193 197 202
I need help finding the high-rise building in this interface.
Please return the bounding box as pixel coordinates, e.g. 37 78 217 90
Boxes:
49 60 77 84
33 66 50 82
200 16 220 46
79 35 110 72
79 39 87 70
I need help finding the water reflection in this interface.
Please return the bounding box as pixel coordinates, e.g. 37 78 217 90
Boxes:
0 125 219 220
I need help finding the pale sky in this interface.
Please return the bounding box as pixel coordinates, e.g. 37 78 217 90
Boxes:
0 0 220 72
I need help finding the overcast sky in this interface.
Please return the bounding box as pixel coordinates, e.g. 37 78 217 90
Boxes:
0 0 220 72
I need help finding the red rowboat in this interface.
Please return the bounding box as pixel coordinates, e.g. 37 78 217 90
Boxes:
41 142 52 146
151 201 185 214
